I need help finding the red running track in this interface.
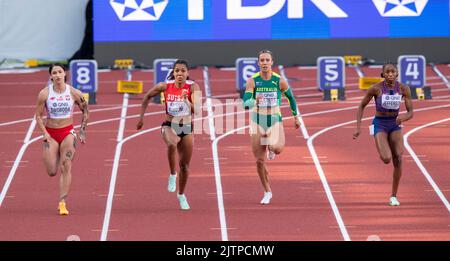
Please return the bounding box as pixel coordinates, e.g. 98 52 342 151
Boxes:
0 65 449 241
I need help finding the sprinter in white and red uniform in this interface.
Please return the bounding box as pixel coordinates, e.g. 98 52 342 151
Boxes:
137 59 200 210
353 63 413 207
35 63 89 215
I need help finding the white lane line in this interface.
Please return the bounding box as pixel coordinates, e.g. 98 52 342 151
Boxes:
0 79 300 239
212 103 450 241
219 67 236 71
204 66 228 241
23 117 36 144
116 94 129 142
0 99 436 239
307 129 350 241
0 118 33 127
99 109 248 241
0 69 42 74
306 104 450 240
101 70 251 241
3 80 449 128
211 107 363 241
211 93 239 99
101 124 163 239
96 101 360 240
101 70 131 241
430 64 450 89
404 117 450 212
0 100 240 127
0 116 36 207
212 125 247 241
1 98 277 208
3 75 449 241
353 66 364 78
97 103 307 241
204 67 217 141
0 107 184 210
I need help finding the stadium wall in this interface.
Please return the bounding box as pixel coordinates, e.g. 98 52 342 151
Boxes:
94 38 450 68
0 0 88 62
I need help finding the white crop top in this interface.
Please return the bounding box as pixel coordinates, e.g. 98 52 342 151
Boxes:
46 84 74 119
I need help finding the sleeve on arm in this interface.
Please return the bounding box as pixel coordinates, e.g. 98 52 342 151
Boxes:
283 87 298 116
242 91 255 110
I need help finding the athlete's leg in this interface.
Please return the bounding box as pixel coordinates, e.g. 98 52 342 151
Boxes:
250 116 273 204
175 134 193 210
251 130 271 193
42 137 60 177
162 126 180 174
374 131 392 164
176 134 193 195
59 133 76 203
267 121 285 155
388 130 404 197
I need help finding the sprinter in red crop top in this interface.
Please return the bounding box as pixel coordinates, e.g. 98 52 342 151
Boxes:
35 63 89 215
353 62 413 207
137 59 201 210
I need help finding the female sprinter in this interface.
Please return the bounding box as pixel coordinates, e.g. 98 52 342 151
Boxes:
243 50 300 205
353 62 413 206
137 59 200 210
35 63 89 215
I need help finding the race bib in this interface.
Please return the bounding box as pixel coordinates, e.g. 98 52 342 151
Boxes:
167 101 190 116
381 94 402 110
256 92 278 107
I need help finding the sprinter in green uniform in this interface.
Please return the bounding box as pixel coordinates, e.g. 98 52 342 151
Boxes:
243 50 300 205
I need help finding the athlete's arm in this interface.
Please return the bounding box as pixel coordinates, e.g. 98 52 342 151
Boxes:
72 87 89 144
35 88 50 142
280 78 298 116
137 82 167 130
397 84 413 125
243 77 255 109
353 85 377 139
280 78 300 129
189 82 201 118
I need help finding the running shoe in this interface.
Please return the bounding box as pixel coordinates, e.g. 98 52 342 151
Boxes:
58 201 69 215
168 173 177 192
260 192 272 205
177 193 190 210
389 196 400 206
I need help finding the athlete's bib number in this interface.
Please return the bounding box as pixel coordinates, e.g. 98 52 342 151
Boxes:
256 92 278 107
381 94 402 110
167 101 190 116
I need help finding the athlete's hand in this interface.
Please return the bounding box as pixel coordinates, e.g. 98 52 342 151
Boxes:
182 93 191 105
136 118 144 130
294 117 301 129
255 96 262 106
78 129 86 144
396 116 404 125
43 132 51 143
353 128 360 139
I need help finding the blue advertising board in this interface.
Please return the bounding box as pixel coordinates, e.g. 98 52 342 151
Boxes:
235 57 259 94
398 55 426 88
153 58 176 103
94 1 449 42
69 60 98 92
317 56 345 91
153 58 177 85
